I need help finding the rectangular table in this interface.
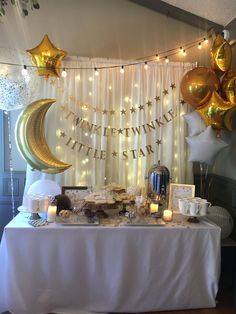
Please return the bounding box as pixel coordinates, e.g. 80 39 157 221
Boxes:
0 213 221 314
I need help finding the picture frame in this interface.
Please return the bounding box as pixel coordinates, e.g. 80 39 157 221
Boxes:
62 186 91 206
168 183 195 211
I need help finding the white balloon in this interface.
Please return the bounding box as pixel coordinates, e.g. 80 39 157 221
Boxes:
207 206 234 239
183 111 206 136
27 179 61 197
185 126 228 165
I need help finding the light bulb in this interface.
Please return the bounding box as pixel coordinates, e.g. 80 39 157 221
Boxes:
144 62 148 70
198 42 202 49
94 68 99 76
120 66 125 74
204 38 208 44
21 65 28 76
165 56 169 63
182 50 186 56
179 46 183 53
155 54 160 61
61 68 67 77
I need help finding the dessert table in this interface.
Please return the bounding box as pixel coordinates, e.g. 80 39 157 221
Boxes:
0 213 221 314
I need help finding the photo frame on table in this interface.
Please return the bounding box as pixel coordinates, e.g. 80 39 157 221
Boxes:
62 186 91 206
168 183 195 211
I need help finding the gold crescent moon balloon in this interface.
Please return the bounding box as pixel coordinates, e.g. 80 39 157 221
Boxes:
180 67 220 108
15 99 71 173
196 91 235 130
210 34 232 72
27 34 67 78
223 107 236 131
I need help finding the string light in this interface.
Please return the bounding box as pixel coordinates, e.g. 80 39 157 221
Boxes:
94 67 99 76
5 111 15 218
165 56 169 63
21 65 28 76
0 35 210 73
120 65 125 74
182 50 186 56
61 68 67 77
198 42 202 49
144 61 148 70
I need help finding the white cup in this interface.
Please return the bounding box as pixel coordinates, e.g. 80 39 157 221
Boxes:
178 198 189 214
189 201 200 216
199 200 211 216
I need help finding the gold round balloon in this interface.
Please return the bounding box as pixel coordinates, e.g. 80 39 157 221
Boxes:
210 34 232 72
15 99 71 173
222 74 236 104
196 91 234 130
180 67 220 108
27 34 67 78
223 107 236 131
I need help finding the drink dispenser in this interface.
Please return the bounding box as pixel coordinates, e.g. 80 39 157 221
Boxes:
146 161 170 211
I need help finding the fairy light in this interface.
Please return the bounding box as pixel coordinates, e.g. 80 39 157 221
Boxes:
144 61 148 70
94 68 99 76
5 111 15 218
120 65 125 74
89 92 92 96
155 54 160 61
179 47 183 53
182 49 186 56
204 38 209 44
21 65 28 76
108 85 112 90
89 76 93 81
75 74 80 81
165 56 169 63
198 42 202 50
61 68 67 77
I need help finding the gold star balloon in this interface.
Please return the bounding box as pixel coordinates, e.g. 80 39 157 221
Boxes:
27 34 67 78
210 34 232 73
196 91 235 130
223 107 236 131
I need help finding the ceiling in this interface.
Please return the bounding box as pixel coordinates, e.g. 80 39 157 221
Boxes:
162 0 236 27
0 0 235 65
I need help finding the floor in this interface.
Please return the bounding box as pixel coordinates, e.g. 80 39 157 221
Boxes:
2 290 235 314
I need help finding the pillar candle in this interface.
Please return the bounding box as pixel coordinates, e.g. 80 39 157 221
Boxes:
150 203 159 214
47 205 57 222
163 209 173 222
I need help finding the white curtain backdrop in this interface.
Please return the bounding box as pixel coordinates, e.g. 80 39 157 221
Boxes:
22 56 194 192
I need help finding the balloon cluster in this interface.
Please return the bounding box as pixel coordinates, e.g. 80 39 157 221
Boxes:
181 34 236 132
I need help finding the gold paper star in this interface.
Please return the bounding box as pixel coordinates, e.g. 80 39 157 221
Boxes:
170 83 176 89
180 99 185 105
112 151 118 157
121 109 126 115
156 139 162 145
110 110 115 115
118 128 123 134
102 109 108 114
146 100 152 107
60 131 66 138
155 96 160 102
130 107 136 113
138 104 144 110
163 89 169 95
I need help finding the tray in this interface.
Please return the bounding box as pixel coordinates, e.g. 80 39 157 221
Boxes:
56 215 99 226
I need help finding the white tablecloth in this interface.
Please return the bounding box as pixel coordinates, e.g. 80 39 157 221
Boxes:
0 213 221 314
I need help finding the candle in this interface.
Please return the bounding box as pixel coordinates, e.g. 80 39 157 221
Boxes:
47 205 57 222
150 203 159 214
163 209 173 222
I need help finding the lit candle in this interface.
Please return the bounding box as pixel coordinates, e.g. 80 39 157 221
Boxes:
163 209 173 222
47 205 57 222
150 203 159 214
